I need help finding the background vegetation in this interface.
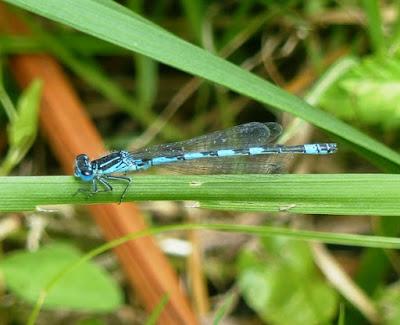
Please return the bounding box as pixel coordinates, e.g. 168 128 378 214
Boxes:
1 0 400 324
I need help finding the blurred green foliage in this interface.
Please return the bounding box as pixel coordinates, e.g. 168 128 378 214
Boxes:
0 243 122 311
238 237 337 324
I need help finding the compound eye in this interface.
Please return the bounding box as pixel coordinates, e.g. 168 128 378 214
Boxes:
76 154 89 164
74 154 94 181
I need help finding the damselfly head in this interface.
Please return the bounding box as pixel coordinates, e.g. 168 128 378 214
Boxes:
74 154 94 181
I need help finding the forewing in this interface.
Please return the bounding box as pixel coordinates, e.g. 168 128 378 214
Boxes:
131 122 282 160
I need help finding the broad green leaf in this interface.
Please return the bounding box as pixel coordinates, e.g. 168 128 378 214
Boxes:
319 55 400 129
0 243 122 312
0 79 42 175
8 79 42 147
238 238 337 324
376 281 400 324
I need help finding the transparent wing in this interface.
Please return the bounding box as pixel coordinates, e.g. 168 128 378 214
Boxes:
148 153 293 175
130 122 282 160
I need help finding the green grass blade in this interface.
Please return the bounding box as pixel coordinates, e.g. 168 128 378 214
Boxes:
362 0 386 54
179 0 204 44
1 174 399 215
0 58 17 121
0 34 129 55
4 0 400 169
145 293 170 325
213 291 236 324
337 304 345 325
